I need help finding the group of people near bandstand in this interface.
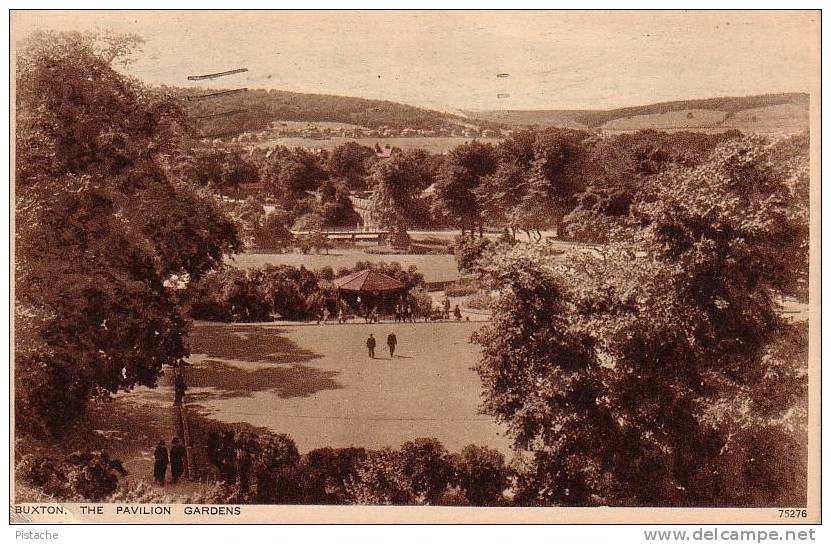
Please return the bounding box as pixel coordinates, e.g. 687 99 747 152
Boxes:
315 294 463 324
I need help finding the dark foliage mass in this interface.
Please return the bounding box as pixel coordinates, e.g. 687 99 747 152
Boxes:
472 133 809 507
189 261 426 323
15 31 241 437
204 430 511 505
17 450 128 500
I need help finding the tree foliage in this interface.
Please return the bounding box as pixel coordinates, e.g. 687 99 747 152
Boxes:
15 31 241 436
473 135 809 506
369 150 435 231
433 141 497 235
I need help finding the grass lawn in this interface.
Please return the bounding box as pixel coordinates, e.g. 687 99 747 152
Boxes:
129 320 511 456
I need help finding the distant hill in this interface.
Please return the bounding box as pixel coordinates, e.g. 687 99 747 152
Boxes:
463 93 809 134
173 87 498 139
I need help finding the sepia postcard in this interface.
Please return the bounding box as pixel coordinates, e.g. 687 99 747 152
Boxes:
9 9 821 525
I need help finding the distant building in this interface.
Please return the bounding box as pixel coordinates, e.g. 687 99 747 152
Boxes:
375 143 393 158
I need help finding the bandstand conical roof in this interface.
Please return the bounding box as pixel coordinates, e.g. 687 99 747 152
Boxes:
332 269 404 292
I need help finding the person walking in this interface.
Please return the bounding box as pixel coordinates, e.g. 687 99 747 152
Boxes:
153 440 169 486
443 297 451 320
169 437 187 484
454 304 462 321
387 332 398 358
366 333 376 358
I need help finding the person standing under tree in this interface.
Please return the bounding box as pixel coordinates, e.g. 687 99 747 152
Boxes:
170 437 187 484
153 440 168 485
387 332 397 358
366 333 376 358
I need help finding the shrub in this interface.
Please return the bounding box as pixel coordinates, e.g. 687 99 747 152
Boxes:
344 448 416 505
252 211 295 250
464 291 495 311
399 438 453 504
206 430 302 503
189 268 272 322
453 235 494 275
299 447 368 504
190 264 323 322
408 288 433 317
445 277 481 297
17 450 127 501
449 445 512 506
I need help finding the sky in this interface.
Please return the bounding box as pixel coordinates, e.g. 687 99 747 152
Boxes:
13 10 820 112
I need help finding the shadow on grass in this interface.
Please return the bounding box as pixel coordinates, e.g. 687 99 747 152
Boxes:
187 360 342 399
187 324 320 364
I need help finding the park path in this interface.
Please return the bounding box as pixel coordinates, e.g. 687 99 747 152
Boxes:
85 368 211 500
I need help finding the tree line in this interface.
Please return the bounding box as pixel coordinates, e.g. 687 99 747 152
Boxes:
195 124 765 248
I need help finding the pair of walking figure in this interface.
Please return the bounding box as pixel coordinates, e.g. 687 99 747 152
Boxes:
153 437 187 485
366 333 396 358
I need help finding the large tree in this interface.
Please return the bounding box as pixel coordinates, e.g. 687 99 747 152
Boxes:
475 128 590 241
433 141 497 237
15 30 240 436
327 141 377 190
260 146 329 209
369 150 433 232
474 135 809 506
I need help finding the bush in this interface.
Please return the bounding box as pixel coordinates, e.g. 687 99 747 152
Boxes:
206 430 302 503
453 236 494 275
408 288 433 317
198 422 512 506
258 264 322 321
190 264 323 322
252 211 295 250
444 277 481 297
464 291 495 311
344 448 417 505
299 447 368 504
189 268 272 322
399 438 453 504
17 450 127 501
449 445 512 506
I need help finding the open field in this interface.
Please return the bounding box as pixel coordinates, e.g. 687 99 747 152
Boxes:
270 120 370 130
128 321 510 456
721 103 810 133
227 248 461 284
600 109 728 131
248 136 503 153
